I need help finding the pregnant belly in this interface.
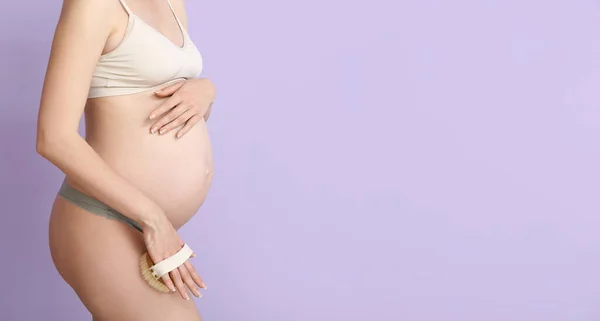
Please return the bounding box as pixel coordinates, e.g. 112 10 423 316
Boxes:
80 93 214 228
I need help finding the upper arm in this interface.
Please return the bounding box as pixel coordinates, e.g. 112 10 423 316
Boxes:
37 0 116 139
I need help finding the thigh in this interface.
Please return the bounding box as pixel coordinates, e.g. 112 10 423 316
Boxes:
49 196 202 321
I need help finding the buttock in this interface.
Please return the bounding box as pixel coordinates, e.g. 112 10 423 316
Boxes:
48 193 202 321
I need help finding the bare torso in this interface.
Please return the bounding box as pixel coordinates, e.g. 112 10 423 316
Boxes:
66 89 214 228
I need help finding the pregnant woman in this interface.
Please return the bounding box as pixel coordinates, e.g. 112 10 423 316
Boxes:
36 0 215 320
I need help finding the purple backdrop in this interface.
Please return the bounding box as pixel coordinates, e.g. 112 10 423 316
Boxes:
1 0 599 320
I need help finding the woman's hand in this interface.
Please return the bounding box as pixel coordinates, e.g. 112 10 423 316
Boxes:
149 78 216 138
143 213 206 300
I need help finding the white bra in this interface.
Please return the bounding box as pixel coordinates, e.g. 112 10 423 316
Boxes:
88 0 203 99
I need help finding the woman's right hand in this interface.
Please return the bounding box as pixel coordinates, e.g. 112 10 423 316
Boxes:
142 212 206 300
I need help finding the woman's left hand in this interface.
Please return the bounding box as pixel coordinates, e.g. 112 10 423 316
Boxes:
149 78 216 138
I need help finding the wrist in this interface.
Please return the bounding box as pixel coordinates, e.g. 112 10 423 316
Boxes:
137 204 167 232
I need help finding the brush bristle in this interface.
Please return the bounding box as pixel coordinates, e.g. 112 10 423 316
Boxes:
139 252 172 293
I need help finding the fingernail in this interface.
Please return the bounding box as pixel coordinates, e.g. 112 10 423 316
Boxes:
150 114 156 120
190 253 196 258
171 287 177 292
159 129 165 135
177 132 182 138
151 127 157 134
154 90 162 94
185 294 190 300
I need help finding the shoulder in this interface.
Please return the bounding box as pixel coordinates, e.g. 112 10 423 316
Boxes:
56 0 122 40
59 0 119 27
60 0 118 14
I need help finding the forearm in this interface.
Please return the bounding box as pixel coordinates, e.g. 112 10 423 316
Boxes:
37 133 164 230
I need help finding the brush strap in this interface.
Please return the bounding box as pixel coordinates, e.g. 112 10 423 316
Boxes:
150 243 194 279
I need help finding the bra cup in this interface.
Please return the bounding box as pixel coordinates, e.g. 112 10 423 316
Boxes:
89 18 203 98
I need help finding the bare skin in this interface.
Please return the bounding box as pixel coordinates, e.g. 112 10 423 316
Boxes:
37 0 214 320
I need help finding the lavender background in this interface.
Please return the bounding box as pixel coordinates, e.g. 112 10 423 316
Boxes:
1 0 599 320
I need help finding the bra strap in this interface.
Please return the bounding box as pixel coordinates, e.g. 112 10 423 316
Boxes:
118 0 132 15
166 0 184 28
